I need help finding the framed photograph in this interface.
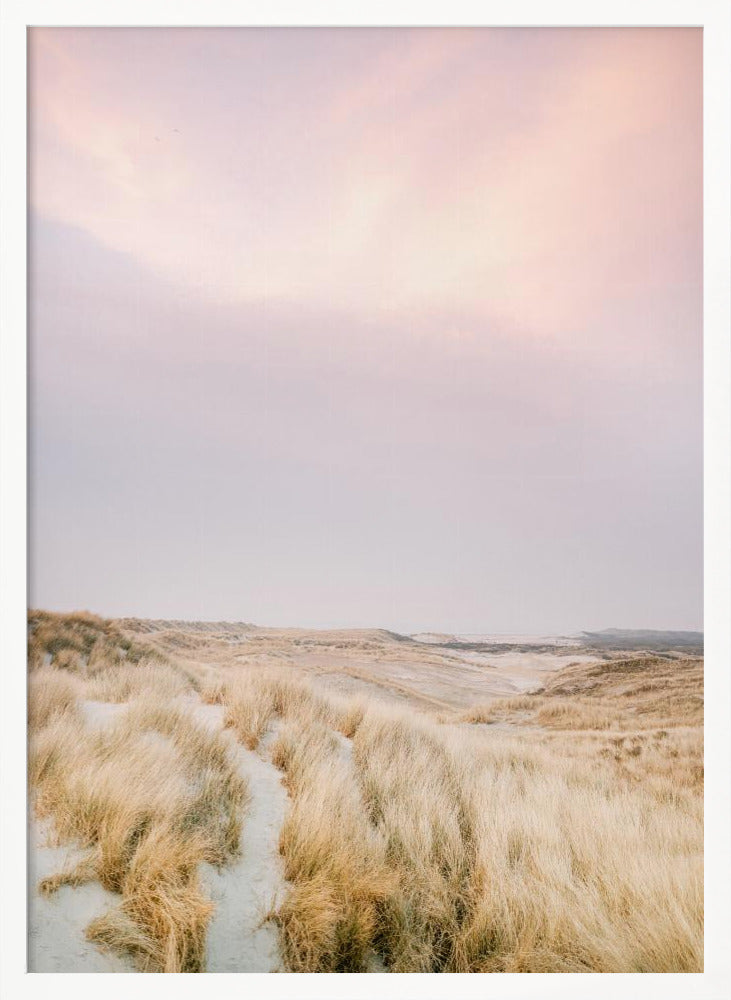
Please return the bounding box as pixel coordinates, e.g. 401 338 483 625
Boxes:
1 3 729 999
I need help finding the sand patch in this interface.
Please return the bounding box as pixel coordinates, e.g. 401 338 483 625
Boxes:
190 701 289 972
27 814 133 973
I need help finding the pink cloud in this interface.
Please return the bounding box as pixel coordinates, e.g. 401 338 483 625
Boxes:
29 27 700 361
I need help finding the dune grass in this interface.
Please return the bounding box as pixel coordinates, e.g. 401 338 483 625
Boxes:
29 687 248 972
460 656 703 734
209 667 336 749
271 717 396 971
82 659 193 703
27 613 703 974
28 609 167 676
350 708 702 972
204 663 702 972
28 666 82 730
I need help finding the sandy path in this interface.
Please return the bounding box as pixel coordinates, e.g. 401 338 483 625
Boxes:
30 695 289 973
189 701 289 972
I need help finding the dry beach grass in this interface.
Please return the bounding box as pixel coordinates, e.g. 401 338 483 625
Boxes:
29 648 247 971
27 612 703 973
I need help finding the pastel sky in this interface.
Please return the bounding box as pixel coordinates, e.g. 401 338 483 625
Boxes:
28 27 702 633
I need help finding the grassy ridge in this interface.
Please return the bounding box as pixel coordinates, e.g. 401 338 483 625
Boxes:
213 668 702 972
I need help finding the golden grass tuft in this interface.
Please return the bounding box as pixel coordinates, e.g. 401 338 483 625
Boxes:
82 659 192 703
28 667 81 730
28 609 168 675
534 699 617 730
221 667 336 749
87 825 214 972
271 718 396 971
333 697 367 738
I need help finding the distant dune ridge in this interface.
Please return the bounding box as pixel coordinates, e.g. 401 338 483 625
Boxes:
27 610 703 973
581 628 703 651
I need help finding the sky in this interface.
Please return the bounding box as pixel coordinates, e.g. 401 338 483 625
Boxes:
28 27 702 633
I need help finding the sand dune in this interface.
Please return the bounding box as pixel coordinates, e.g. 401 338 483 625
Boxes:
26 611 703 973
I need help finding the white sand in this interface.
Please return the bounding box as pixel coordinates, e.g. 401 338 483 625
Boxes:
189 701 289 972
27 814 133 973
